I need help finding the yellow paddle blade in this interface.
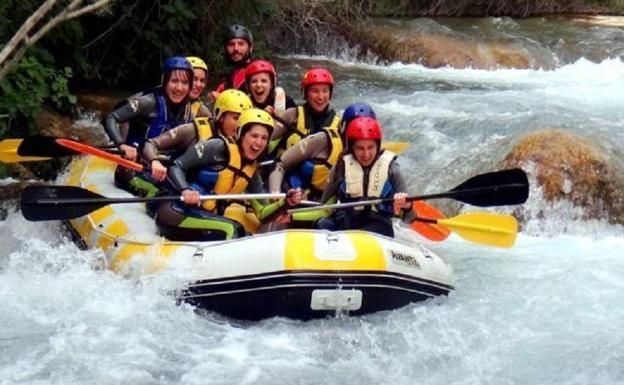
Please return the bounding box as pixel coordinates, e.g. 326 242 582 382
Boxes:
381 141 410 154
0 139 50 163
437 212 518 248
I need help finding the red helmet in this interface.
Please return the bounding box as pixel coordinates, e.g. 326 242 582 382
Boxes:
346 117 383 145
301 67 334 98
245 59 277 87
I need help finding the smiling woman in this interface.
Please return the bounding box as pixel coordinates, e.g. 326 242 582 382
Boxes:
98 56 195 195
153 108 303 241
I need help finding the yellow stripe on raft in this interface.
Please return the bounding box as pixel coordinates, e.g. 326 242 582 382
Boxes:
284 231 385 270
109 242 180 274
86 156 118 172
66 157 89 186
96 219 129 251
90 205 115 224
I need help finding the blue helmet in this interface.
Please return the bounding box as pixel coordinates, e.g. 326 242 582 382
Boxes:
162 56 193 74
341 102 376 135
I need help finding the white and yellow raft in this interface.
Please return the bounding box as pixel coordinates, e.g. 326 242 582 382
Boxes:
61 156 455 320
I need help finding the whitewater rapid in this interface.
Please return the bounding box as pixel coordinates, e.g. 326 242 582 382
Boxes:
2 28 624 385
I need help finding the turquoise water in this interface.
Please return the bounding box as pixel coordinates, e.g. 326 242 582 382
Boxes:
2 17 624 385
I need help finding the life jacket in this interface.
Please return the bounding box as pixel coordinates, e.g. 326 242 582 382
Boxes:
126 93 192 146
193 117 217 141
340 150 397 216
190 137 257 213
284 105 340 151
288 126 343 194
191 100 206 118
230 67 247 90
215 67 247 93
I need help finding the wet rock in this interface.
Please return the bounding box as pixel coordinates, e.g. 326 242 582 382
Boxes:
501 129 624 224
35 107 107 146
75 90 129 117
344 25 533 69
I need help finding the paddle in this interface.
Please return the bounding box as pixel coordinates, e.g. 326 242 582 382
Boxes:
0 138 51 163
288 168 529 215
16 136 118 157
411 200 450 241
412 212 518 248
56 138 144 171
381 141 410 154
20 185 291 221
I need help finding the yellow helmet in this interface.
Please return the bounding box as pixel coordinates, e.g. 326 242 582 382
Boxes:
236 108 274 140
213 89 252 121
186 56 208 72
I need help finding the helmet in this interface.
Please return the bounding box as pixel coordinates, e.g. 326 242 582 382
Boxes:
213 89 253 121
346 117 383 145
224 24 253 46
186 56 208 72
162 56 193 74
301 67 334 98
341 102 376 136
343 103 376 126
245 59 277 87
236 108 274 141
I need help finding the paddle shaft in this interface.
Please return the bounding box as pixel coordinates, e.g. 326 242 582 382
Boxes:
288 182 527 214
34 192 287 206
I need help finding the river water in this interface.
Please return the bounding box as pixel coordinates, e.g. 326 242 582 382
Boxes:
1 17 624 385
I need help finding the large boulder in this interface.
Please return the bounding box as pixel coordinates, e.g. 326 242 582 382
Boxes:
343 24 538 69
360 29 530 69
35 107 108 146
75 90 129 118
501 129 624 224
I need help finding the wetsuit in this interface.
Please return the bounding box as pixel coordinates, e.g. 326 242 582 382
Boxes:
268 127 342 200
314 151 416 238
103 90 193 196
142 117 217 163
271 103 340 153
104 90 192 148
267 103 341 197
157 137 291 241
253 88 297 180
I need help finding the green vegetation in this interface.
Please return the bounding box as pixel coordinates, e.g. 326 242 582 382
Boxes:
0 55 75 137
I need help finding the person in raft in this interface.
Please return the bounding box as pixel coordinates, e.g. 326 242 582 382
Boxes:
155 108 303 241
103 56 194 194
210 24 254 102
243 59 297 180
186 56 211 118
314 116 415 238
268 102 377 203
269 67 341 158
143 89 253 183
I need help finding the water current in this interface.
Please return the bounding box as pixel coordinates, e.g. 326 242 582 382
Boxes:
1 17 624 385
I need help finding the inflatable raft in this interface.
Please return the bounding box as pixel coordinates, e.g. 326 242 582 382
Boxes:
59 156 455 320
